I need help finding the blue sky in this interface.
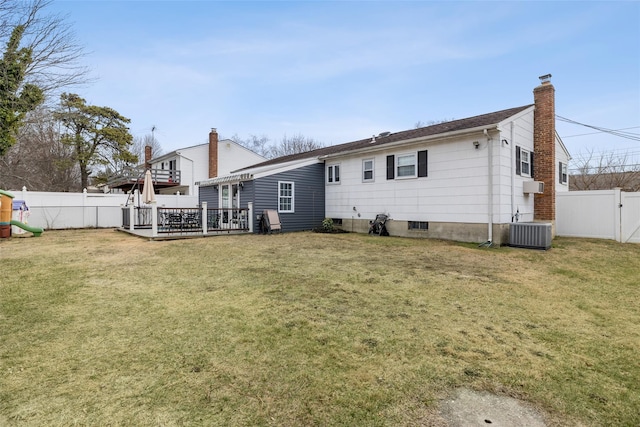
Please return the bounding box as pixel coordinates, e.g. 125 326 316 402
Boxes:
50 1 639 164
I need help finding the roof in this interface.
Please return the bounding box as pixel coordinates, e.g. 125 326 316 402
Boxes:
236 105 533 171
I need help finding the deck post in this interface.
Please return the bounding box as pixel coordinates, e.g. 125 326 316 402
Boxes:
202 202 208 235
128 203 134 231
248 202 253 233
151 201 158 237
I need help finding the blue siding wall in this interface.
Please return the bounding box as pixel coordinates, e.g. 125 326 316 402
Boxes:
254 163 325 232
198 186 219 208
240 181 255 210
197 164 325 233
198 181 254 210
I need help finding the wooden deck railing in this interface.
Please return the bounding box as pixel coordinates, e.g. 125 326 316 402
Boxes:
122 203 253 236
108 167 181 187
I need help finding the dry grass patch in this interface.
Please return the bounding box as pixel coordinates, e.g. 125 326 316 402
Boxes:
1 230 639 426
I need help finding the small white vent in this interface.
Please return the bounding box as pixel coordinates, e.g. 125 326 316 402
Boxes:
523 181 544 194
509 223 552 250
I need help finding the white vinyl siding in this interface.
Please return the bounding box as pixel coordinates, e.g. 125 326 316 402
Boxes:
325 108 538 225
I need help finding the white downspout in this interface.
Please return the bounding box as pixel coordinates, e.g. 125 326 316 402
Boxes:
485 129 493 244
510 122 516 221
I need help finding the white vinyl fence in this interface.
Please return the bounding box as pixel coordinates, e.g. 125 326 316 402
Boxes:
557 189 640 243
8 188 198 230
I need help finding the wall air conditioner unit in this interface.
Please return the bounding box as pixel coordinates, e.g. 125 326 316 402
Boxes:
523 181 544 194
509 222 552 250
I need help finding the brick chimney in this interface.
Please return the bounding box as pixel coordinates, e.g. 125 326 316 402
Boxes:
209 128 219 178
533 74 556 223
144 145 152 170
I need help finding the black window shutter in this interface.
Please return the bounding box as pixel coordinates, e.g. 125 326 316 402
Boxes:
530 152 534 178
515 146 521 176
386 155 395 180
418 150 428 177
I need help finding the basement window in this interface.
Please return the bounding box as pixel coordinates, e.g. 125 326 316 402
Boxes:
408 221 429 231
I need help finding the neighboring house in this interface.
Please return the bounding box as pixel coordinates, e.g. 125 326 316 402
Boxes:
108 129 266 196
198 77 570 245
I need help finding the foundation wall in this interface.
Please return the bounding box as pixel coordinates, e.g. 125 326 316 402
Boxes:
337 218 511 245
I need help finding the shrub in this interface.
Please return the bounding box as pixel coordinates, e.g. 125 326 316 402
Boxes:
322 217 334 232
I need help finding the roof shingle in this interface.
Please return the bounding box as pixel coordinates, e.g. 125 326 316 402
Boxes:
238 105 532 171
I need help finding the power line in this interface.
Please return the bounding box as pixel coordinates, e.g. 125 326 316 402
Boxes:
561 126 640 138
556 115 640 142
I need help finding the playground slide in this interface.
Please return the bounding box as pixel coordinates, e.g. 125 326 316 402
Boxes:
10 220 43 237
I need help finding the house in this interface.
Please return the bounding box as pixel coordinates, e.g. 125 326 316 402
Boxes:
197 77 570 245
108 130 266 196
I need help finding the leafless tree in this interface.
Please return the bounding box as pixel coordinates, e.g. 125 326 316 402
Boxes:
229 133 271 158
131 133 163 166
0 106 79 191
414 118 455 129
229 132 323 159
0 0 89 98
268 133 324 158
570 149 640 191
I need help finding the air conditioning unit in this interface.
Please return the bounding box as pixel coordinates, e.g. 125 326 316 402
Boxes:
509 222 552 250
523 180 544 194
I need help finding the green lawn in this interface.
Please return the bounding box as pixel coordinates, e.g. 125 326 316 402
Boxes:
1 230 639 426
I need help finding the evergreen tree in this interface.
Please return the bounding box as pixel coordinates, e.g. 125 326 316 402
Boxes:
0 25 44 156
54 93 136 190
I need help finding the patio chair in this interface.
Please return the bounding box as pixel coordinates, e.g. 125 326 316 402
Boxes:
260 209 282 234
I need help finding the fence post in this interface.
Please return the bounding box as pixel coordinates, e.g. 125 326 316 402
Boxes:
248 202 253 233
202 202 207 235
614 188 622 242
82 188 88 228
152 202 158 237
129 204 134 231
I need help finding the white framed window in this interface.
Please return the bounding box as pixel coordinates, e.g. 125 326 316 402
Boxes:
278 181 294 213
362 159 374 182
327 164 340 184
520 149 531 177
559 162 568 184
396 153 417 178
